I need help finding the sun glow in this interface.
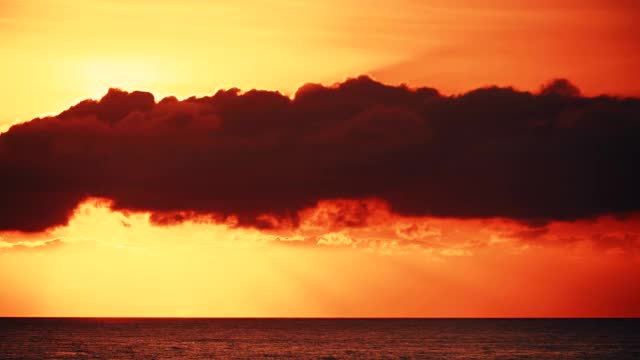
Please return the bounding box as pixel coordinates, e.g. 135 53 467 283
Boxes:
72 58 170 99
1 199 639 317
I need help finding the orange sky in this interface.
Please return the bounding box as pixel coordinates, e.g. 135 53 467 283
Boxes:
2 0 639 130
1 0 640 317
1 199 639 317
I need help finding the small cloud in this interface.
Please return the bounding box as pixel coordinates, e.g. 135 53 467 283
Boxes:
0 238 64 253
539 78 581 97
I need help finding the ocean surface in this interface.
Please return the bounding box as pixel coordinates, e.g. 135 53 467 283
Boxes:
0 318 638 359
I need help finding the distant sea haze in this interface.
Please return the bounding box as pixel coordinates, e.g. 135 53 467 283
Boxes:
0 318 638 359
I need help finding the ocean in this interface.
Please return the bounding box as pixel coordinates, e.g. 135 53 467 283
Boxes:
0 318 638 359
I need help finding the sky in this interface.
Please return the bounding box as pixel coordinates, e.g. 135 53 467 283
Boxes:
3 0 640 129
1 0 639 317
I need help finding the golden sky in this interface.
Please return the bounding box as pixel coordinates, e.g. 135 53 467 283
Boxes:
1 0 640 317
2 199 639 317
2 0 639 130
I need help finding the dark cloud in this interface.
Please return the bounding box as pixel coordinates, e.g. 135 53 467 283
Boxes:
1 76 639 232
540 79 582 97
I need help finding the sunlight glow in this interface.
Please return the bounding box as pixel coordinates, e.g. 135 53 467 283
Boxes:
1 199 638 317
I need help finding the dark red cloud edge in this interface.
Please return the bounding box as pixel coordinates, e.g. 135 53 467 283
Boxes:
1 76 639 235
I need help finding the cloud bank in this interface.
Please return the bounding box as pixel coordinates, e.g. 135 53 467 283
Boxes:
1 76 639 232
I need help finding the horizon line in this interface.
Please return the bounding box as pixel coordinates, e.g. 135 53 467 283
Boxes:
1 316 638 320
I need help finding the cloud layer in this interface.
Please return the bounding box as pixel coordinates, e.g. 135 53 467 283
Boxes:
1 76 639 232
